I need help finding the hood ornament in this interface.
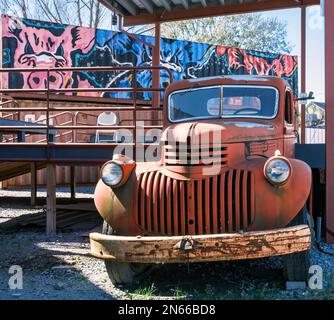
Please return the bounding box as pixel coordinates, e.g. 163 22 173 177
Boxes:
274 149 282 157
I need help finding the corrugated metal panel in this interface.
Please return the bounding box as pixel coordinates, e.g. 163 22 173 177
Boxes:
2 166 100 188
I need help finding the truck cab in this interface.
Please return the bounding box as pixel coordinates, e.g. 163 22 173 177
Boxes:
90 75 312 285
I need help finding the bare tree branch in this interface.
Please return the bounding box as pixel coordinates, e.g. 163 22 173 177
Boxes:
4 0 30 18
94 1 101 29
37 0 60 23
76 0 83 26
1 0 108 29
89 0 93 28
53 0 64 24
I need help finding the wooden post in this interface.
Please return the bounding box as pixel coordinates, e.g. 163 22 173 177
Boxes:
152 22 161 108
325 0 334 243
46 163 56 235
300 5 306 144
30 162 37 206
70 166 76 200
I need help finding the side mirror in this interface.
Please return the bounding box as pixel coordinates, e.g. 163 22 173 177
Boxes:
295 91 315 102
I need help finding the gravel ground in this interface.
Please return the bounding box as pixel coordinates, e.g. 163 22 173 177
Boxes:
1 189 334 300
0 186 95 199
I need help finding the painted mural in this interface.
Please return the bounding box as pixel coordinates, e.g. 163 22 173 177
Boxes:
2 15 299 99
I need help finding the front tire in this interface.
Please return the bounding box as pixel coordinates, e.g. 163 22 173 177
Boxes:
102 222 153 285
283 206 314 282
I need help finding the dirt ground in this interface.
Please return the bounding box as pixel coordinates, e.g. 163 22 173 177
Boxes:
1 188 334 300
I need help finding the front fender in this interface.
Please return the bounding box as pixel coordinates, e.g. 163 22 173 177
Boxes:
247 157 312 231
94 170 140 235
94 162 162 235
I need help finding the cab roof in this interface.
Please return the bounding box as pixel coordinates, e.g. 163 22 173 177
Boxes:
165 75 289 95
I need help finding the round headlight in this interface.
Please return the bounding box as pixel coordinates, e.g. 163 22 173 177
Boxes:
264 158 291 185
101 162 123 187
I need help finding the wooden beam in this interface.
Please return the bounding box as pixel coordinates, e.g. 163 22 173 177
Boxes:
70 166 76 200
90 225 311 263
30 162 37 207
160 0 171 11
46 163 56 235
123 0 320 26
114 0 137 16
300 6 306 144
180 0 189 10
98 0 129 16
325 0 334 243
137 0 155 14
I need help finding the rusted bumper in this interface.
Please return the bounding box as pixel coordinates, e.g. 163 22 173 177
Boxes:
89 225 311 263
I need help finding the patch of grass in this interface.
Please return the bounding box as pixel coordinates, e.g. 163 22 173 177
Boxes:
133 283 157 297
170 287 188 299
204 284 216 299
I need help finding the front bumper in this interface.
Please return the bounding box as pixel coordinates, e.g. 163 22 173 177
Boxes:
89 225 311 263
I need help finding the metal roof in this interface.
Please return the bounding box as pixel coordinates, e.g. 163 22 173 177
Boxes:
99 0 320 26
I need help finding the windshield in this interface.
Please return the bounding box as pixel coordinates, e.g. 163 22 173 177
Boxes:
168 85 278 122
168 86 221 122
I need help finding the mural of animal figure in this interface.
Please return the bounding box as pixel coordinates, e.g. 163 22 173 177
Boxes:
2 15 299 99
2 15 96 94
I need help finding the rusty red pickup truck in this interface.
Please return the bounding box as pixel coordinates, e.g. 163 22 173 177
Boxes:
90 75 313 285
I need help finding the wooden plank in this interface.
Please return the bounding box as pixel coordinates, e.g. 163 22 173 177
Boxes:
0 162 46 182
30 162 37 206
46 163 57 235
57 211 99 228
90 225 311 263
55 202 96 212
300 5 306 144
13 209 99 227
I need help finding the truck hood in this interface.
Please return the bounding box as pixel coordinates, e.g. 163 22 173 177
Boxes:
161 121 279 145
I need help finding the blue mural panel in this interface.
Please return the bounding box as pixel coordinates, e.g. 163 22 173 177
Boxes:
2 14 298 99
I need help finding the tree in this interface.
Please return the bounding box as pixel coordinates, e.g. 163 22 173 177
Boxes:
0 0 107 29
0 2 292 54
162 13 293 54
0 0 33 19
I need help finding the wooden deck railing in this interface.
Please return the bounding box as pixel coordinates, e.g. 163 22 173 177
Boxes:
0 66 173 160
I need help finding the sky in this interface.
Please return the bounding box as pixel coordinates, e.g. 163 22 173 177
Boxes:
262 5 324 102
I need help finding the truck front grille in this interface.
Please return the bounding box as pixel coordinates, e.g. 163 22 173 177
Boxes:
136 170 254 236
164 143 229 166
